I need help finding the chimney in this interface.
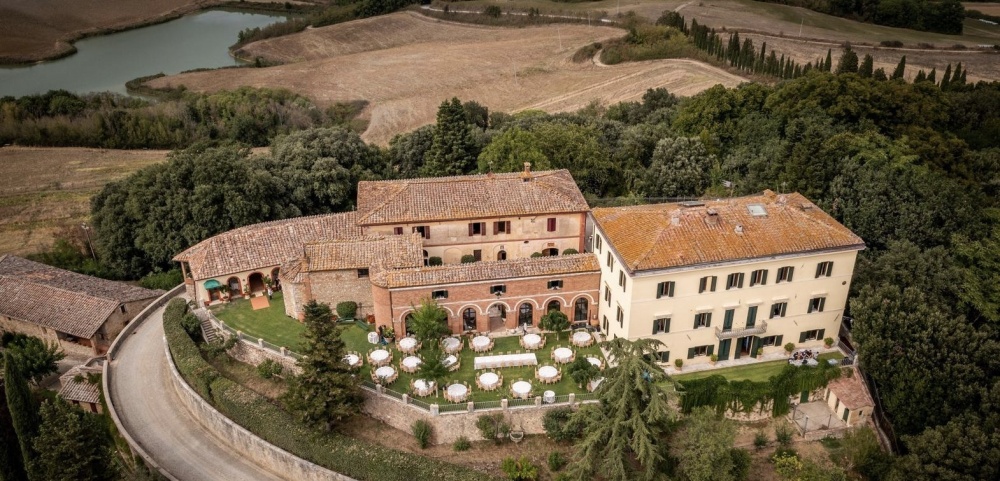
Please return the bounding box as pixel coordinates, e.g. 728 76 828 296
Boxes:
670 213 680 226
521 162 532 181
735 224 744 234
705 208 719 226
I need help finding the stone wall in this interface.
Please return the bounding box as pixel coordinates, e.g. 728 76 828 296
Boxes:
308 270 374 318
362 388 591 445
0 314 95 356
223 334 302 375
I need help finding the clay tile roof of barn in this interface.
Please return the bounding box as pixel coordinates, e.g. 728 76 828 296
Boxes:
355 168 589 226
370 254 599 289
302 234 424 272
58 365 104 404
0 255 161 303
826 367 874 410
0 275 119 338
174 212 362 280
591 191 865 273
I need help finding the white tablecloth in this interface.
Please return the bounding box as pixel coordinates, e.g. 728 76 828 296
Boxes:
472 336 491 349
443 355 458 368
586 356 602 368
374 366 395 379
413 379 434 396
367 332 379 344
447 383 469 398
343 354 360 366
538 365 558 379
522 333 542 348
443 337 461 352
370 349 389 362
399 337 417 351
512 381 532 398
474 353 538 370
543 390 555 403
553 347 574 363
572 331 593 346
402 356 422 369
479 372 499 388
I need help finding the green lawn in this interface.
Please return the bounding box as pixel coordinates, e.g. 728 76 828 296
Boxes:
340 325 605 403
210 293 306 351
672 352 843 383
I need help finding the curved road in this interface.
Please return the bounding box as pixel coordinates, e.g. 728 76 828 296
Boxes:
109 297 284 481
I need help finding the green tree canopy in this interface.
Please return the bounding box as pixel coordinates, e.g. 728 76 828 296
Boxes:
422 97 477 177
1 334 64 386
539 310 570 340
635 136 715 198
30 399 113 481
677 406 737 481
408 299 451 345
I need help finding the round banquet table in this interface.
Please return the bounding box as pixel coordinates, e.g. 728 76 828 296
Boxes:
401 356 422 371
522 333 542 348
370 349 389 364
413 379 434 396
342 354 360 367
374 366 395 379
586 356 602 368
512 381 532 398
553 347 574 363
398 337 417 352
538 365 559 380
472 335 491 350
479 372 500 389
443 337 461 352
572 331 593 347
446 383 469 402
443 355 458 368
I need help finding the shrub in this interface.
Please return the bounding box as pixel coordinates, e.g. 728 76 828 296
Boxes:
784 342 795 353
775 422 794 447
336 301 358 319
824 337 835 348
753 430 769 451
180 313 202 342
412 419 433 449
730 448 752 481
562 248 579 255
461 255 477 263
542 407 579 442
483 5 502 18
477 413 510 444
257 359 283 379
429 256 443 266
530 252 543 258
547 451 567 472
880 40 904 48
565 357 599 388
675 358 683 369
500 456 538 481
453 436 472 452
710 354 719 363
139 268 183 290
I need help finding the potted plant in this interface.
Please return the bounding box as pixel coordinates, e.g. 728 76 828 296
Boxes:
710 354 718 365
824 337 835 348
674 358 683 371
756 347 764 357
383 326 396 343
242 284 250 299
784 342 796 354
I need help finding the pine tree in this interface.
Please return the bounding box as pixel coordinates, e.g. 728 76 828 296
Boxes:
873 68 888 81
282 301 363 431
891 55 906 80
835 46 858 74
4 353 38 480
0 379 28 481
29 400 112 481
859 54 874 78
422 97 476 177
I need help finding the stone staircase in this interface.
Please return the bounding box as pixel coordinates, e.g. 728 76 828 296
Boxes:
194 308 219 343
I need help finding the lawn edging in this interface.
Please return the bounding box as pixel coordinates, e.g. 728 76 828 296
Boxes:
163 299 498 481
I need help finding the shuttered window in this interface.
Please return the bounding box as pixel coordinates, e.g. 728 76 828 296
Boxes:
698 276 717 293
547 218 557 232
816 261 834 278
808 297 826 313
746 306 758 327
694 312 712 328
726 272 744 289
750 269 768 286
656 281 675 298
777 266 794 283
652 317 670 334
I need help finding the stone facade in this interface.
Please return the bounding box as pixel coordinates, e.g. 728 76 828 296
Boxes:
305 270 375 319
0 314 94 356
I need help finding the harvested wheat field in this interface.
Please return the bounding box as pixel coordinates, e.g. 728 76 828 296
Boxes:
150 11 745 144
965 3 1000 16
0 147 169 255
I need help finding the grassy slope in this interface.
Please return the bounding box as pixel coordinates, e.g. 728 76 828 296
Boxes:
672 351 843 383
211 293 306 350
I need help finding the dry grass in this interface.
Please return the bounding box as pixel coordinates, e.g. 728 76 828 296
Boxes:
965 2 1000 16
148 11 745 144
0 146 169 255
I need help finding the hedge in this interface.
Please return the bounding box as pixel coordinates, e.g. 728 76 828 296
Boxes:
163 298 496 481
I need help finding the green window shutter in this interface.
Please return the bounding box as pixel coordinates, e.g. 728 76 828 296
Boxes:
710 276 717 291
699 277 706 293
817 329 825 340
723 309 734 330
787 266 794 281
705 313 712 328
687 347 696 359
819 298 826 312
664 318 671 333
751 337 762 358
693 315 700 329
746 306 757 327
668 282 675 297
799 331 808 343
775 335 783 346
652 321 658 335
762 270 768 285
707 345 714 356
815 263 823 278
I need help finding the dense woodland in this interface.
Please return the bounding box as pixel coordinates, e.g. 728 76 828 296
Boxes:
752 0 967 34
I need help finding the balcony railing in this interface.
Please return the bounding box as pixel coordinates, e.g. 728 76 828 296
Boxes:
715 320 768 340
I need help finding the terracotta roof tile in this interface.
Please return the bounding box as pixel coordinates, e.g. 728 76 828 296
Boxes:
0 256 161 303
826 367 874 410
371 254 599 288
58 365 104 404
174 212 362 280
303 234 424 272
0 275 118 338
592 191 864 273
355 169 589 225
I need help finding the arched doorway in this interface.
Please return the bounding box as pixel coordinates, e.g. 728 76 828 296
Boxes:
574 298 589 323
270 268 281 290
403 314 415 336
226 277 241 298
487 303 507 331
248 272 265 294
547 300 561 312
462 308 477 331
518 303 533 327
542 248 559 256
497 250 507 261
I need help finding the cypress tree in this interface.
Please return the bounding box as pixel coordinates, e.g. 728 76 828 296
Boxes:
927 68 937 84
835 46 859 74
824 49 832 72
959 70 967 84
29 400 112 481
915 70 927 83
4 353 38 480
422 97 476 177
0 379 28 481
891 55 906 80
873 67 888 81
859 54 874 78
941 64 952 89
952 63 963 86
793 64 802 78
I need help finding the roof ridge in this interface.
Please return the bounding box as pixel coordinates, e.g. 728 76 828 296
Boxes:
359 169 566 185
0 274 121 307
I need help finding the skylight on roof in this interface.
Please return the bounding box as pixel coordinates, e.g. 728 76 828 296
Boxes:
747 204 768 216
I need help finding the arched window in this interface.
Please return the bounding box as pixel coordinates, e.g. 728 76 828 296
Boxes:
463 308 477 331
543 248 559 256
574 298 589 322
547 300 561 312
423 250 429 266
497 250 507 261
518 303 533 326
226 277 241 297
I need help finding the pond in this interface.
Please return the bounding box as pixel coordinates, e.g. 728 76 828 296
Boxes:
0 9 290 97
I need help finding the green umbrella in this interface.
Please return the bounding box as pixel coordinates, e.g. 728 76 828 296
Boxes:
203 279 222 289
